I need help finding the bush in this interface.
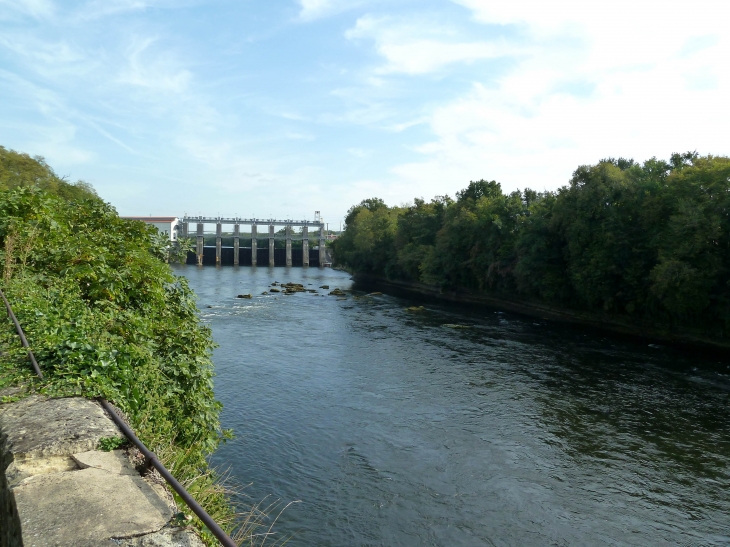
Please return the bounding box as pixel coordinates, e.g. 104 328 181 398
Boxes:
0 185 239 543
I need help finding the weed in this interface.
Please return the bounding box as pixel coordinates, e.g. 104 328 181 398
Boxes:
98 436 127 451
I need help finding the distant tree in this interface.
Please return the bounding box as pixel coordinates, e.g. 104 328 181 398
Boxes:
0 146 99 201
456 179 501 202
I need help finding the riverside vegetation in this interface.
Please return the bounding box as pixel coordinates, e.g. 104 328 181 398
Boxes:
333 153 730 342
0 147 270 545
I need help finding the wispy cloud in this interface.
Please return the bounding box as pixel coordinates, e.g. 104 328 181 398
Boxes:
0 0 56 20
72 0 187 23
285 132 315 140
347 147 370 157
1 0 727 223
297 0 365 21
0 0 177 23
0 68 138 159
0 34 100 81
117 37 191 93
346 15 518 75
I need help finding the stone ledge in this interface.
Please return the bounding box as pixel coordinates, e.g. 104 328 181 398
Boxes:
0 396 121 465
14 467 173 547
1 396 204 547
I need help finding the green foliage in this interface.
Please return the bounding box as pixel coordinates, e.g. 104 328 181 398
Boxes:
0 179 245 542
0 190 225 451
98 436 127 451
164 235 195 264
0 146 99 201
333 199 402 276
333 154 730 337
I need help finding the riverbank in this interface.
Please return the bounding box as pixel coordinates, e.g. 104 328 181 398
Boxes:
353 274 730 352
0 181 248 545
0 392 205 546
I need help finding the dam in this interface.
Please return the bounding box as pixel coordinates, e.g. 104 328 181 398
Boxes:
180 216 328 267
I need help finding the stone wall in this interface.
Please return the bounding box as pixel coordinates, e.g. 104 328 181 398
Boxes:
0 392 205 547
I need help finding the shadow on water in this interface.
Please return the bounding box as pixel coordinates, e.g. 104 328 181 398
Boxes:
175 265 730 547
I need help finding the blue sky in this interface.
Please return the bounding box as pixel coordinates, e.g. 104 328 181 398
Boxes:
1 0 727 226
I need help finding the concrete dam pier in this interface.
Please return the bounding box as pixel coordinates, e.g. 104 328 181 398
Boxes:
181 216 328 267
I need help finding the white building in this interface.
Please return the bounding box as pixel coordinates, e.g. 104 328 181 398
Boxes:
122 216 180 241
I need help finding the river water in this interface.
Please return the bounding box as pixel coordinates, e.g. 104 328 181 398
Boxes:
174 265 730 547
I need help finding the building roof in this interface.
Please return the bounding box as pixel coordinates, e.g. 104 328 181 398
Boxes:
122 217 178 222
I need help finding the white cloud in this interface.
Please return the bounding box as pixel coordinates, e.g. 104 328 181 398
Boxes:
373 0 730 200
298 0 332 19
347 147 370 157
377 40 510 75
386 117 427 133
453 0 725 69
118 37 191 93
346 15 518 74
298 0 363 21
285 132 315 140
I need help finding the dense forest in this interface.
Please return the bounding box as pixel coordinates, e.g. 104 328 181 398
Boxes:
0 148 253 544
333 153 730 337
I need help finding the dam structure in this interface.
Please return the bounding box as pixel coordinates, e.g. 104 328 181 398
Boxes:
181 216 328 267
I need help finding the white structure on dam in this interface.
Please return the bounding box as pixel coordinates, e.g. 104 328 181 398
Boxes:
121 216 180 241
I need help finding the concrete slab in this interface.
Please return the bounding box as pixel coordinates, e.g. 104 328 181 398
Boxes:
0 396 121 464
72 450 138 476
5 454 78 488
13 467 173 547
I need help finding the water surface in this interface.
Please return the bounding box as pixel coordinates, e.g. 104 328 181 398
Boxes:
175 265 730 547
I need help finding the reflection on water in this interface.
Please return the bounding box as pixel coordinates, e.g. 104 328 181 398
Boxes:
175 265 730 547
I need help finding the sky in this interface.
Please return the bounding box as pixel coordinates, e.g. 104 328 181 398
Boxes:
0 0 728 226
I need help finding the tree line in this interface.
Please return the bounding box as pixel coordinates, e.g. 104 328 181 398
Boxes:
333 153 730 336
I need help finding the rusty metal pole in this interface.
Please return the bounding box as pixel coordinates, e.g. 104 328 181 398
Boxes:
0 290 238 547
99 399 238 547
0 288 43 379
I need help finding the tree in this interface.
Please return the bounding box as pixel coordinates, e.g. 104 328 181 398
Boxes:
0 146 100 201
334 154 730 337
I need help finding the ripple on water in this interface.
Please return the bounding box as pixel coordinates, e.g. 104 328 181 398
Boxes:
174 265 730 547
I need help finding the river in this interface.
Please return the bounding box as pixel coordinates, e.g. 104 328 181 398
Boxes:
174 265 730 547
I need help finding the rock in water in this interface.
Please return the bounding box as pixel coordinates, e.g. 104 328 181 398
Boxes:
283 283 306 293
